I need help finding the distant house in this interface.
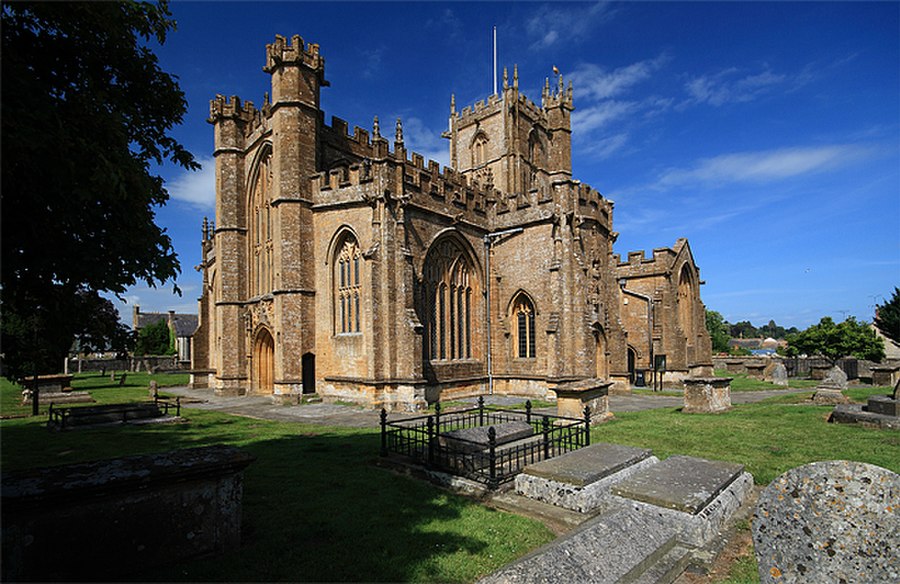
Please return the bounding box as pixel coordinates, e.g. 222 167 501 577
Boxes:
132 306 198 363
728 337 784 356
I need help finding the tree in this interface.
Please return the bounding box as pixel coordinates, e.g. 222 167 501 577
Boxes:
134 319 173 356
786 317 885 362
874 287 900 344
705 310 731 353
730 320 760 339
1 2 197 378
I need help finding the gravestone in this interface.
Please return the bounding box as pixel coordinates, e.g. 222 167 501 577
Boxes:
752 460 899 584
148 380 159 399
812 366 849 405
682 377 732 414
765 362 789 387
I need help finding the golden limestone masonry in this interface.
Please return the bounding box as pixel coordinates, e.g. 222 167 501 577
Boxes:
192 35 713 410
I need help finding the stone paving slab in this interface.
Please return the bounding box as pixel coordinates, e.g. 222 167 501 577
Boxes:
522 442 653 487
478 501 679 584
612 455 745 515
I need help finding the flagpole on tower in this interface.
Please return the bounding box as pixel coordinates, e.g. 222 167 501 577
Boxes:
493 25 497 95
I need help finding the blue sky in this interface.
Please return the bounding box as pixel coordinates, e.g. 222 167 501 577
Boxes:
118 1 900 330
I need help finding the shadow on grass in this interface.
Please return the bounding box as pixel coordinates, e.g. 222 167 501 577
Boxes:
1 412 549 583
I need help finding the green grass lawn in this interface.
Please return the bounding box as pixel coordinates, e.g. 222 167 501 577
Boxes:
0 371 189 418
713 369 819 391
2 377 897 582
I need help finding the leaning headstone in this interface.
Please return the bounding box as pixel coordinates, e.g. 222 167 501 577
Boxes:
752 460 899 584
767 362 788 387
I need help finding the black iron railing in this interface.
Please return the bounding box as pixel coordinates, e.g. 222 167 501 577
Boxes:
381 396 590 489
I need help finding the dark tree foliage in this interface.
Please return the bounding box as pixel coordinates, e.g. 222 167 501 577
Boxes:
729 320 760 339
874 287 900 344
785 317 885 363
705 310 731 353
1 1 197 377
134 318 173 356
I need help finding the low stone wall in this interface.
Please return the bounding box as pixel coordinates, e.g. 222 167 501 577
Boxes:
1 445 254 581
69 356 187 373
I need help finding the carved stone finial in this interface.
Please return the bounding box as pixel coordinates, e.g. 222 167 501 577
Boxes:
450 93 456 114
513 64 519 89
503 67 509 90
373 116 381 138
263 92 270 107
558 72 564 93
395 117 404 145
202 216 209 241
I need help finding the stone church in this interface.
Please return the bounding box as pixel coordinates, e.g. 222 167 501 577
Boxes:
191 35 713 410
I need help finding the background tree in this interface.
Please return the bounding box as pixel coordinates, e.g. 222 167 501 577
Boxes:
1 1 197 378
705 310 731 353
729 320 760 339
874 287 900 344
134 319 174 356
786 316 885 362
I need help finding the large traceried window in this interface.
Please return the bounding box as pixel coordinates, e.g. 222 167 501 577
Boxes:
512 293 536 359
249 152 274 297
424 239 474 361
335 237 361 334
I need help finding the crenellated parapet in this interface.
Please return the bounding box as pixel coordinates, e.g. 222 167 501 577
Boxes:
208 94 260 125
263 34 326 78
542 74 574 111
615 245 680 279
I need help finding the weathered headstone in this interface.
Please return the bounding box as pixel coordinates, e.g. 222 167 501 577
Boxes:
682 377 732 413
148 380 159 399
823 365 848 389
812 366 849 404
766 362 788 387
752 460 899 584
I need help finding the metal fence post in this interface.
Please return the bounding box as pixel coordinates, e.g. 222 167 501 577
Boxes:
525 400 532 425
488 426 497 490
583 405 591 446
176 396 181 417
478 395 485 427
435 402 441 433
427 415 435 467
380 408 388 457
542 415 550 459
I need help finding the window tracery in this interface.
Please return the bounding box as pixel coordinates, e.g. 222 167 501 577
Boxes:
335 237 362 333
424 239 474 360
512 294 536 359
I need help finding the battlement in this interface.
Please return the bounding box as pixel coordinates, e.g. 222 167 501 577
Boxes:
454 93 503 126
208 94 260 124
263 34 326 74
616 246 679 273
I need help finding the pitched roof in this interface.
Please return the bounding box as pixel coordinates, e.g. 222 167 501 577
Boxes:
136 312 199 337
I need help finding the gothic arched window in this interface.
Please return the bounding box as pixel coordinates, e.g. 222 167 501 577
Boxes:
511 293 536 359
335 237 362 334
249 152 274 297
472 133 488 168
424 239 474 361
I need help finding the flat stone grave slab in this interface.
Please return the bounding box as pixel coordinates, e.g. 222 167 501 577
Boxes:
478 502 681 584
439 421 533 453
522 442 652 487
516 442 658 513
612 455 744 514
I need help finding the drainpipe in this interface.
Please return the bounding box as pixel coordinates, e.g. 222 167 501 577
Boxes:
619 278 654 387
484 228 524 395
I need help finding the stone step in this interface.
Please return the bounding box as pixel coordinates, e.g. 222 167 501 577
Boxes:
478 502 680 584
488 491 589 535
629 544 692 584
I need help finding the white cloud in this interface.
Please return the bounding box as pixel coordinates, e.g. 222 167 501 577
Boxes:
579 132 630 160
167 156 215 209
654 145 871 188
681 66 795 108
394 115 450 168
569 55 669 101
526 2 617 50
572 101 640 134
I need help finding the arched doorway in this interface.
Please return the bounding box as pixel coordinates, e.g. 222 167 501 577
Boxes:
627 347 637 385
594 326 608 380
253 328 275 394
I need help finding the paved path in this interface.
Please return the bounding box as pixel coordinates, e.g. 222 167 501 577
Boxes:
162 386 811 428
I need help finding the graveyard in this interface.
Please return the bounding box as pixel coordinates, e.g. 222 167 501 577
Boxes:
2 372 897 582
